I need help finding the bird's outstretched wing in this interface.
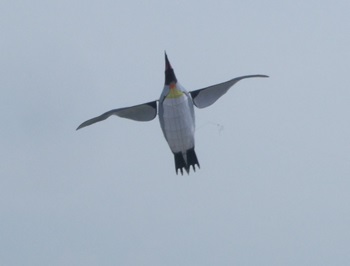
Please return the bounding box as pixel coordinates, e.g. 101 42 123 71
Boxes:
76 101 157 130
190 75 269 109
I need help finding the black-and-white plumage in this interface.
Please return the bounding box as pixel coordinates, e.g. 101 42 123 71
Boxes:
77 53 268 174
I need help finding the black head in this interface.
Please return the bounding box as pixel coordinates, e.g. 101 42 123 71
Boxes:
164 52 177 85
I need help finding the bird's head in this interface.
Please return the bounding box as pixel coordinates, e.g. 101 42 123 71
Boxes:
164 52 177 85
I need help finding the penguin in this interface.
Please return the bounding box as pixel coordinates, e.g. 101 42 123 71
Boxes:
77 52 268 174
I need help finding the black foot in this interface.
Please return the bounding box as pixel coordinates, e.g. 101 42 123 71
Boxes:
173 148 200 175
186 147 200 172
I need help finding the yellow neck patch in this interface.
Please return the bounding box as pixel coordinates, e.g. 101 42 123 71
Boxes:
166 85 184 99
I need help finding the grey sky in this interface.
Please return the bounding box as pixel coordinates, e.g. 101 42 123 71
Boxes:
1 0 350 265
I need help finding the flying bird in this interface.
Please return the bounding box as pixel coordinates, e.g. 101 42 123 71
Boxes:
77 53 268 174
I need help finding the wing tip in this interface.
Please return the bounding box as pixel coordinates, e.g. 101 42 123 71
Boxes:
247 74 269 78
76 121 89 130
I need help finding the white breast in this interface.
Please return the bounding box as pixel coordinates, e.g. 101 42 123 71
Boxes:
161 94 195 153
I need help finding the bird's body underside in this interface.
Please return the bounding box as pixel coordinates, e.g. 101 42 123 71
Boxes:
159 84 199 174
76 52 268 175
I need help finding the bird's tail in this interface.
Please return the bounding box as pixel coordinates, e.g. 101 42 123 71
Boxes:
173 147 200 175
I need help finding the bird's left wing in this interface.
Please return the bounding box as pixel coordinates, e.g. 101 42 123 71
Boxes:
76 101 157 130
190 75 268 109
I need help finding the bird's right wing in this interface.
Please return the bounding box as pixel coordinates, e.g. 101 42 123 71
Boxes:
190 75 268 109
76 101 157 130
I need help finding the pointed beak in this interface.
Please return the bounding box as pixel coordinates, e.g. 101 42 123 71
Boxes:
164 52 177 85
165 52 172 70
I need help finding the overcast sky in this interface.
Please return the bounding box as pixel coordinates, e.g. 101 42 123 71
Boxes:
1 0 350 265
